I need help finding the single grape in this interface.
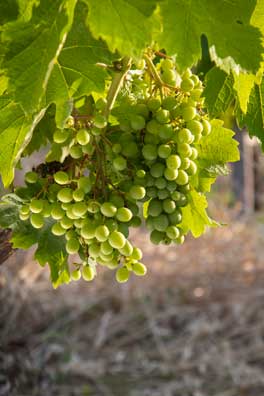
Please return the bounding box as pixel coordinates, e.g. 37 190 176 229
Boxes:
94 114 107 129
178 128 194 144
162 199 176 214
73 188 85 202
81 223 96 239
60 216 74 229
69 145 83 159
166 154 181 170
74 218 84 228
82 265 95 281
51 204 65 220
153 214 169 232
159 124 174 140
130 115 145 131
190 147 198 160
182 106 196 121
19 212 29 221
116 207 133 222
101 202 117 217
161 58 174 70
25 171 38 184
100 241 113 255
132 262 147 276
95 225 110 242
177 143 192 157
186 160 197 175
166 225 180 239
131 247 143 261
150 162 165 178
29 199 44 214
54 171 69 185
176 170 189 185
168 209 182 224
30 213 44 229
87 200 100 213
187 120 203 135
57 188 73 203
142 144 158 161
155 109 170 124
147 98 161 112
162 96 177 111
146 119 160 135
116 266 130 283
129 185 146 200
164 168 178 181
66 238 80 254
53 129 70 144
72 202 87 217
150 230 164 245
157 189 170 199
202 119 212 135
78 177 92 193
76 129 90 145
175 235 185 245
158 144 171 159
181 78 194 92
51 222 66 236
20 205 30 215
155 177 167 189
113 156 127 171
180 157 191 170
148 199 163 217
119 240 133 256
109 230 126 249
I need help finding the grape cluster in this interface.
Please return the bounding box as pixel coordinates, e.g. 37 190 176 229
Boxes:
17 56 212 283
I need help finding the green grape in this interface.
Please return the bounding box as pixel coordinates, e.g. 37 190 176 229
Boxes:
109 230 126 249
190 147 198 160
51 204 65 220
119 240 133 256
73 188 85 202
76 129 90 145
25 171 38 184
53 129 70 144
162 96 177 111
57 188 73 203
162 69 176 85
182 69 192 79
181 78 194 92
148 199 163 217
78 177 92 193
115 266 130 283
109 194 124 209
157 189 170 199
94 114 107 129
177 143 192 157
65 115 74 128
171 191 181 201
131 247 143 261
29 199 44 213
101 202 117 217
122 141 139 158
81 223 96 239
66 238 80 254
155 109 170 124
74 218 84 228
162 199 176 214
69 145 83 159
116 207 133 222
30 213 44 229
87 200 100 213
176 170 189 185
134 103 149 118
168 209 182 224
129 185 146 200
82 143 94 155
54 171 69 185
191 74 200 86
187 120 203 135
150 230 164 245
129 216 141 227
51 222 66 236
179 184 190 194
167 181 177 192
146 119 160 135
155 177 167 190
142 144 158 161
182 106 196 121
113 143 122 154
202 119 212 135
71 268 81 281
100 241 113 255
20 205 30 215
132 262 147 276
166 225 180 239
161 58 174 70
150 163 165 178
180 157 191 170
153 214 169 232
158 144 171 159
175 235 185 245
113 156 127 171
72 202 87 217
66 230 77 240
66 207 79 220
60 216 74 229
82 265 95 281
146 186 157 198
186 160 197 175
164 168 178 181
130 115 145 131
95 225 109 242
147 98 161 112
177 195 188 207
178 128 194 144
19 212 29 221
166 154 181 170
42 202 52 218
159 124 174 140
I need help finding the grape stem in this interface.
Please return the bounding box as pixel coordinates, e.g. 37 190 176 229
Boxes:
143 54 179 92
103 56 132 119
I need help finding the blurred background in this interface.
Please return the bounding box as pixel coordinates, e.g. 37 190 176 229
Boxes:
1 128 264 396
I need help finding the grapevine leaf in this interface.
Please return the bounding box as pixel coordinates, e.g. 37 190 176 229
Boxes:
84 0 157 58
0 1 19 24
0 99 45 187
1 0 77 114
180 190 218 238
203 67 235 118
233 72 255 114
237 76 264 147
159 0 263 72
197 119 240 166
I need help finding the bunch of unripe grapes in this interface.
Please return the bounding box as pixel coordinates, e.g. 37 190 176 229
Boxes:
18 57 212 283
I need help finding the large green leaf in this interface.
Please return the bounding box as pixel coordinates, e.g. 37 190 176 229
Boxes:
197 119 240 166
233 72 255 114
1 0 77 114
159 0 263 72
84 0 157 58
180 190 218 238
237 75 264 147
0 99 45 187
204 67 234 118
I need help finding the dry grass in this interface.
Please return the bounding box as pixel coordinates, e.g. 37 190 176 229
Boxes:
1 205 264 396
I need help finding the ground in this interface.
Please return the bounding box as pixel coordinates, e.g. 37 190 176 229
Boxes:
1 203 264 396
